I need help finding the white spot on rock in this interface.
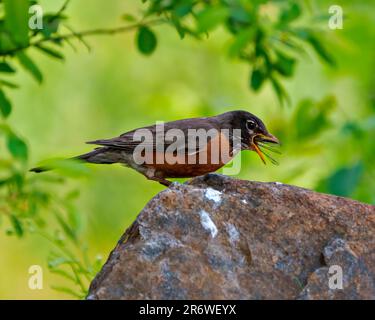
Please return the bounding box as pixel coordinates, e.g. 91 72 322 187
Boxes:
275 182 283 185
225 223 240 244
199 210 218 238
241 199 248 204
204 188 222 204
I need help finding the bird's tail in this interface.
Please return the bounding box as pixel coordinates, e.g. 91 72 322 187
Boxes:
30 147 115 173
30 166 50 173
75 147 116 164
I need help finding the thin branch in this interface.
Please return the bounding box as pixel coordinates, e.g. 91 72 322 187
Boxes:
56 0 71 17
2 19 165 56
62 23 91 52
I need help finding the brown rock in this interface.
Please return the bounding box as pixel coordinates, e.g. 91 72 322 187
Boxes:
87 174 375 300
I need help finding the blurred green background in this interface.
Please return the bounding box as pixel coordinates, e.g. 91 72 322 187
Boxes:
0 0 374 299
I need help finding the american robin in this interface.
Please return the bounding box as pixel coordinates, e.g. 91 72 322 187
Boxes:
31 110 280 186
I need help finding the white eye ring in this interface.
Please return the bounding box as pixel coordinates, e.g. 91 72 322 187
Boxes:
246 120 256 131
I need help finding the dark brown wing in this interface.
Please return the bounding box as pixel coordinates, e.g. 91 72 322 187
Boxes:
86 117 221 154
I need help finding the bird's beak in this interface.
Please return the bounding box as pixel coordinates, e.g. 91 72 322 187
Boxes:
258 133 280 145
252 133 280 164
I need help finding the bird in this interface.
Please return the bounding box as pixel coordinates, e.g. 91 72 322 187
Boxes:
31 110 280 186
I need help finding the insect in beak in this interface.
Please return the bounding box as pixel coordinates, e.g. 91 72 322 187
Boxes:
253 143 266 164
251 133 280 165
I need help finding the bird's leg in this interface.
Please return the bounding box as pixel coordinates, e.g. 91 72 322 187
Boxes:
152 177 172 187
143 169 172 187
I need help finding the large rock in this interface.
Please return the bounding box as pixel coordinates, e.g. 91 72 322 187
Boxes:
87 174 375 300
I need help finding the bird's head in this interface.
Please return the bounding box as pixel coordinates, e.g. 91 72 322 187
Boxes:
224 110 280 164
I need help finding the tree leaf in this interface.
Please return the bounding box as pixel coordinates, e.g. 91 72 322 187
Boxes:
7 132 28 161
171 13 186 39
136 26 157 55
10 215 24 237
0 30 16 53
121 13 137 22
35 44 65 60
0 62 15 73
250 69 265 91
307 34 336 66
3 0 30 46
67 206 82 235
174 1 194 17
0 89 12 118
274 50 296 77
228 29 255 57
48 256 75 269
293 29 335 66
196 6 228 33
41 15 61 38
228 6 252 25
0 79 19 89
280 2 301 25
270 77 290 106
17 52 43 83
54 211 77 243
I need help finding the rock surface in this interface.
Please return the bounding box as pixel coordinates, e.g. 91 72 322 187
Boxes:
88 174 375 300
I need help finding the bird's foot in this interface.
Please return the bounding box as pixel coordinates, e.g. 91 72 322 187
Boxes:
159 179 172 187
147 176 172 187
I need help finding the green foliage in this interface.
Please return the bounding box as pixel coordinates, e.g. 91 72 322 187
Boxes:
291 28 334 66
317 162 363 198
250 68 265 91
17 51 43 83
0 0 334 106
0 2 99 299
196 5 229 32
0 89 12 117
0 62 15 73
294 96 336 140
3 0 30 47
0 124 96 298
136 26 157 55
35 44 65 60
279 2 301 24
137 0 334 105
7 131 28 161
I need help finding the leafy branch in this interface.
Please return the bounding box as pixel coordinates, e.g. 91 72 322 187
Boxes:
0 0 335 113
137 0 336 105
1 18 165 56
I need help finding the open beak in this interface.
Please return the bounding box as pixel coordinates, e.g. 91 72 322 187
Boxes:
257 133 280 145
252 133 280 164
253 143 267 164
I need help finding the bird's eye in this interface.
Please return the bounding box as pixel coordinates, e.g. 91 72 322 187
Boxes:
246 120 256 131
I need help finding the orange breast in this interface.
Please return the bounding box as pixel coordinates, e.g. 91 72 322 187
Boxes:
144 132 234 178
